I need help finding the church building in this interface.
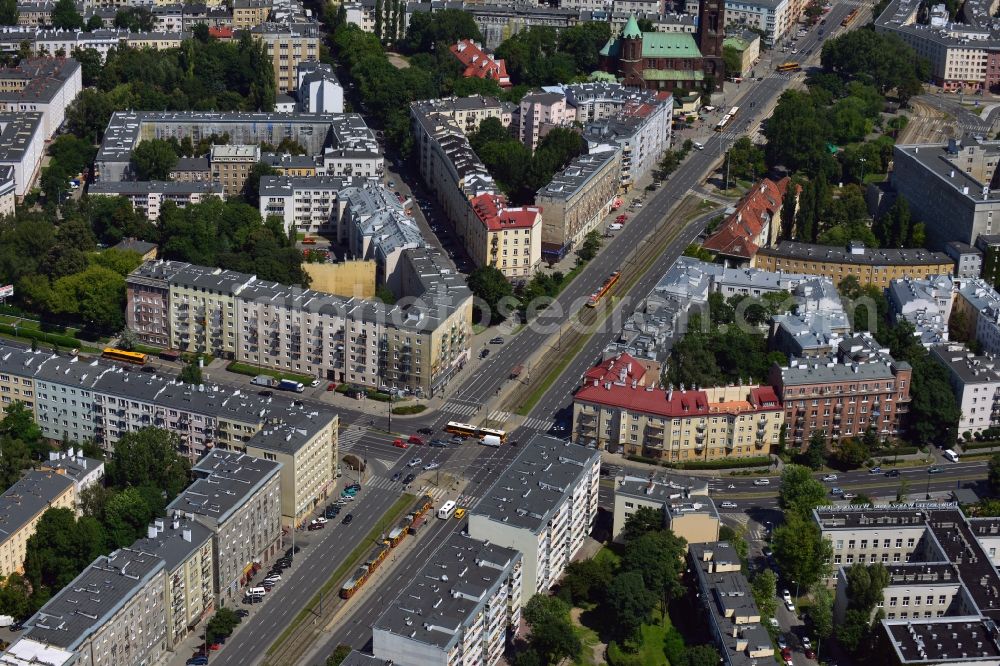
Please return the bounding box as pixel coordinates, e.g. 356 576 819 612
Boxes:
599 0 725 91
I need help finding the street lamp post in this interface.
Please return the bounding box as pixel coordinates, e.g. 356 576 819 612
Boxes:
926 469 932 500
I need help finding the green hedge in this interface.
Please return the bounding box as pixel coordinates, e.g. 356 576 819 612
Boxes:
880 446 919 455
961 441 1000 451
0 324 79 348
625 454 772 470
226 361 313 384
391 404 426 415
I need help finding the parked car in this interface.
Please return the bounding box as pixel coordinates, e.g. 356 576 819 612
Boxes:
782 589 793 604
307 521 324 530
393 439 409 449
804 649 816 659
785 599 796 612
479 349 490 359
310 379 321 387
489 337 504 344
831 487 844 495
778 635 788 650
187 658 209 666
801 637 812 650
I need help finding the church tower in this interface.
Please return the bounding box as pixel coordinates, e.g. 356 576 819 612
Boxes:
619 15 644 88
697 0 725 87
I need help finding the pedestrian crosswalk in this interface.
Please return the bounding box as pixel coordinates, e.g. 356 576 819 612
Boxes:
521 416 554 432
443 401 478 416
339 427 366 451
416 486 478 507
487 410 512 424
364 474 397 491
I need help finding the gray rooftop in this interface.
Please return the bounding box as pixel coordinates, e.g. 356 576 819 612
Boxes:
89 180 223 196
536 150 619 201
0 58 80 106
0 113 42 163
893 139 1000 203
615 474 704 503
168 450 281 527
756 240 953 266
21 547 165 650
0 471 74 546
259 175 363 198
471 435 599 533
129 516 212 573
930 344 1000 386
39 451 103 484
373 533 520 651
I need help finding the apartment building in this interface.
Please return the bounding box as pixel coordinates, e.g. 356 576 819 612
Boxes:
411 96 544 280
88 180 225 221
296 61 344 114
536 150 621 257
38 449 104 498
0 57 81 139
261 151 319 176
168 450 282 604
96 111 376 183
2 548 167 666
259 175 365 236
892 138 1000 249
125 258 178 346
612 474 717 544
371 533 523 666
953 279 1000 358
944 240 982 278
724 0 792 46
581 96 673 191
323 112 384 178
0 112 44 197
930 344 1000 436
768 334 912 446
753 241 954 289
573 352 784 459
168 157 211 183
127 253 473 397
888 275 955 347
468 436 600 602
688 542 774 666
0 470 74 576
15 2 53 27
518 91 576 150
0 346 339 523
210 144 260 196
233 0 272 28
346 200 427 294
130 516 214 649
723 31 760 77
250 22 320 93
704 176 791 265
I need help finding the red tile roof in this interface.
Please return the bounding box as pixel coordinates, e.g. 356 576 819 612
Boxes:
209 27 233 39
470 193 541 232
449 39 511 88
703 177 791 260
575 377 782 419
583 353 648 385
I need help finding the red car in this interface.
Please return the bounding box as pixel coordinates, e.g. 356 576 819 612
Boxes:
326 382 337 391
781 648 792 661
804 649 816 659
408 435 425 445
616 214 628 223
209 644 222 651
307 521 325 530
393 439 409 449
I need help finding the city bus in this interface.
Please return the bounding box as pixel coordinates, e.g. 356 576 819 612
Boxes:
479 426 508 444
437 500 457 520
586 271 622 307
841 7 858 25
101 348 148 365
714 106 740 132
776 62 801 73
445 421 479 438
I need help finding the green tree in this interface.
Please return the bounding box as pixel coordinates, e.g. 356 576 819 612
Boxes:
606 571 657 639
576 230 602 262
467 265 513 324
522 594 570 627
0 0 17 25
686 645 722 666
620 529 687 607
0 574 32 620
621 506 665 542
778 464 829 517
834 437 870 469
403 9 482 53
772 511 831 589
561 556 614 605
113 7 154 31
531 614 582 664
23 508 106 602
51 0 82 30
47 265 127 333
130 139 179 181
104 486 157 548
751 568 778 619
990 454 1000 495
845 562 889 611
242 162 278 207
801 430 827 469
327 645 353 666
811 582 834 642
723 45 743 77
180 356 203 385
106 427 191 501
725 136 766 182
837 608 873 652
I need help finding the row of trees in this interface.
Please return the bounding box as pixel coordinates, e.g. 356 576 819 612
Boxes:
494 23 612 86
0 427 190 617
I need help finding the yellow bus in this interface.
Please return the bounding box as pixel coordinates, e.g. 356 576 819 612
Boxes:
776 62 801 73
102 348 148 365
444 421 508 443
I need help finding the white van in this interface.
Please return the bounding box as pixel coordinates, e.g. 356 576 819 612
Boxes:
693 141 705 150
944 449 960 462
245 587 266 598
753 478 770 486
609 223 623 231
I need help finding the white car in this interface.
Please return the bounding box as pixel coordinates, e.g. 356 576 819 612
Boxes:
423 462 440 471
822 474 838 481
785 599 796 612
769 618 780 628
310 379 321 387
753 478 771 486
313 516 327 525
407 457 423 468
720 501 738 509
801 637 812 650
782 589 793 604
777 635 788 650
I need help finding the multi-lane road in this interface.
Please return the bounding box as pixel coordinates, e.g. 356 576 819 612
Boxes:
208 4 926 663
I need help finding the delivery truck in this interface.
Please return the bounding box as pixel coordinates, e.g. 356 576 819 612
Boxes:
278 379 304 393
